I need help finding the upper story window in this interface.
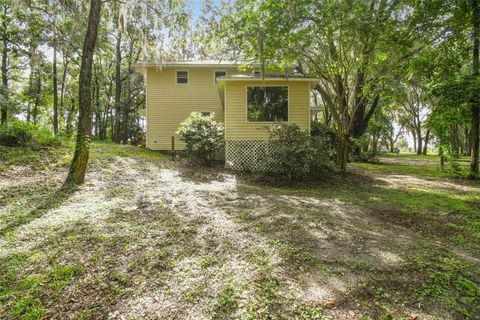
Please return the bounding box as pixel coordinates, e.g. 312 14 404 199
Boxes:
247 86 288 122
214 71 227 84
176 71 188 84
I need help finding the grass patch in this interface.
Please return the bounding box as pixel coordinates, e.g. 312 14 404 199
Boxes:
351 251 480 319
0 259 83 319
353 161 453 179
381 152 470 162
90 141 167 162
213 285 239 318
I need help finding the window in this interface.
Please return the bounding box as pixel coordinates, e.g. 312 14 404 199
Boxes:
214 71 227 84
176 71 188 84
247 86 288 122
201 111 211 116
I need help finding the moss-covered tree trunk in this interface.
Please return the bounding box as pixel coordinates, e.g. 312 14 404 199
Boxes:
66 0 102 184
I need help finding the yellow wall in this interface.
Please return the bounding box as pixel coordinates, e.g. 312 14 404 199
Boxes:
225 80 311 140
146 66 238 150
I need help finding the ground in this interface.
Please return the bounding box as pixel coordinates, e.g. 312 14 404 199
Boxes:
1 143 479 320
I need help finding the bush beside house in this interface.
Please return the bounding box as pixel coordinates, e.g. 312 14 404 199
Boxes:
258 122 336 180
177 112 225 165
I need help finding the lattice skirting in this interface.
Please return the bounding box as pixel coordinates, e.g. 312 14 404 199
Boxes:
214 145 225 161
225 140 273 171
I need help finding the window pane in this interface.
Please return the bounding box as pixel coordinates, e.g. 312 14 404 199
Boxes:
247 86 288 122
176 71 188 84
201 111 211 116
177 71 188 77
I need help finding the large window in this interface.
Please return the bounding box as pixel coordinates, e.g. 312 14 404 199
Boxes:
247 86 288 122
176 71 188 84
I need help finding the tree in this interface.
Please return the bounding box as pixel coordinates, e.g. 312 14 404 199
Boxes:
66 0 102 184
395 82 431 155
113 30 122 143
212 0 448 172
0 1 24 124
471 0 480 175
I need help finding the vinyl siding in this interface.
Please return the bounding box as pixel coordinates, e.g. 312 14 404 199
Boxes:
146 66 237 150
225 80 311 140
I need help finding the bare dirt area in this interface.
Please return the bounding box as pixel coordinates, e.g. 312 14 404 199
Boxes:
1 144 479 320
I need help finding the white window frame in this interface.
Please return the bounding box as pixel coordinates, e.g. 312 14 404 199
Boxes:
175 70 189 85
213 70 227 84
245 85 290 123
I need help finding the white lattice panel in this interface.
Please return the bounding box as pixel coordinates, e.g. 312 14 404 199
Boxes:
225 140 273 171
214 145 225 161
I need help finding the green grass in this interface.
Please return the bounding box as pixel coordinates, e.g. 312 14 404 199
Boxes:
90 140 167 161
380 152 471 162
1 260 83 320
213 285 240 318
353 162 452 179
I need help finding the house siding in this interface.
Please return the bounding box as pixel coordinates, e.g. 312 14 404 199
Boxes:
224 80 311 140
146 66 238 150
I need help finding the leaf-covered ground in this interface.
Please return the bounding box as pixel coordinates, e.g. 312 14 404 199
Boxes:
1 142 479 319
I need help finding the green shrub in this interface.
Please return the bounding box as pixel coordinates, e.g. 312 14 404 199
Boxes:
310 121 336 148
176 112 224 165
0 120 61 147
258 122 336 180
350 136 380 163
444 152 468 178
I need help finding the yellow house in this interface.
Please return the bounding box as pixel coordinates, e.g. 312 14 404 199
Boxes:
135 61 318 170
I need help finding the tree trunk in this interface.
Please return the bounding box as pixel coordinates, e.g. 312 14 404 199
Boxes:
32 69 42 125
336 133 349 173
65 96 75 135
412 130 417 153
422 128 430 155
471 0 480 175
60 57 68 131
123 85 129 143
113 33 122 143
336 74 349 173
451 125 460 154
1 36 7 124
53 32 59 134
122 45 134 143
466 128 472 156
440 145 445 167
416 125 422 155
94 72 101 138
67 0 102 184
